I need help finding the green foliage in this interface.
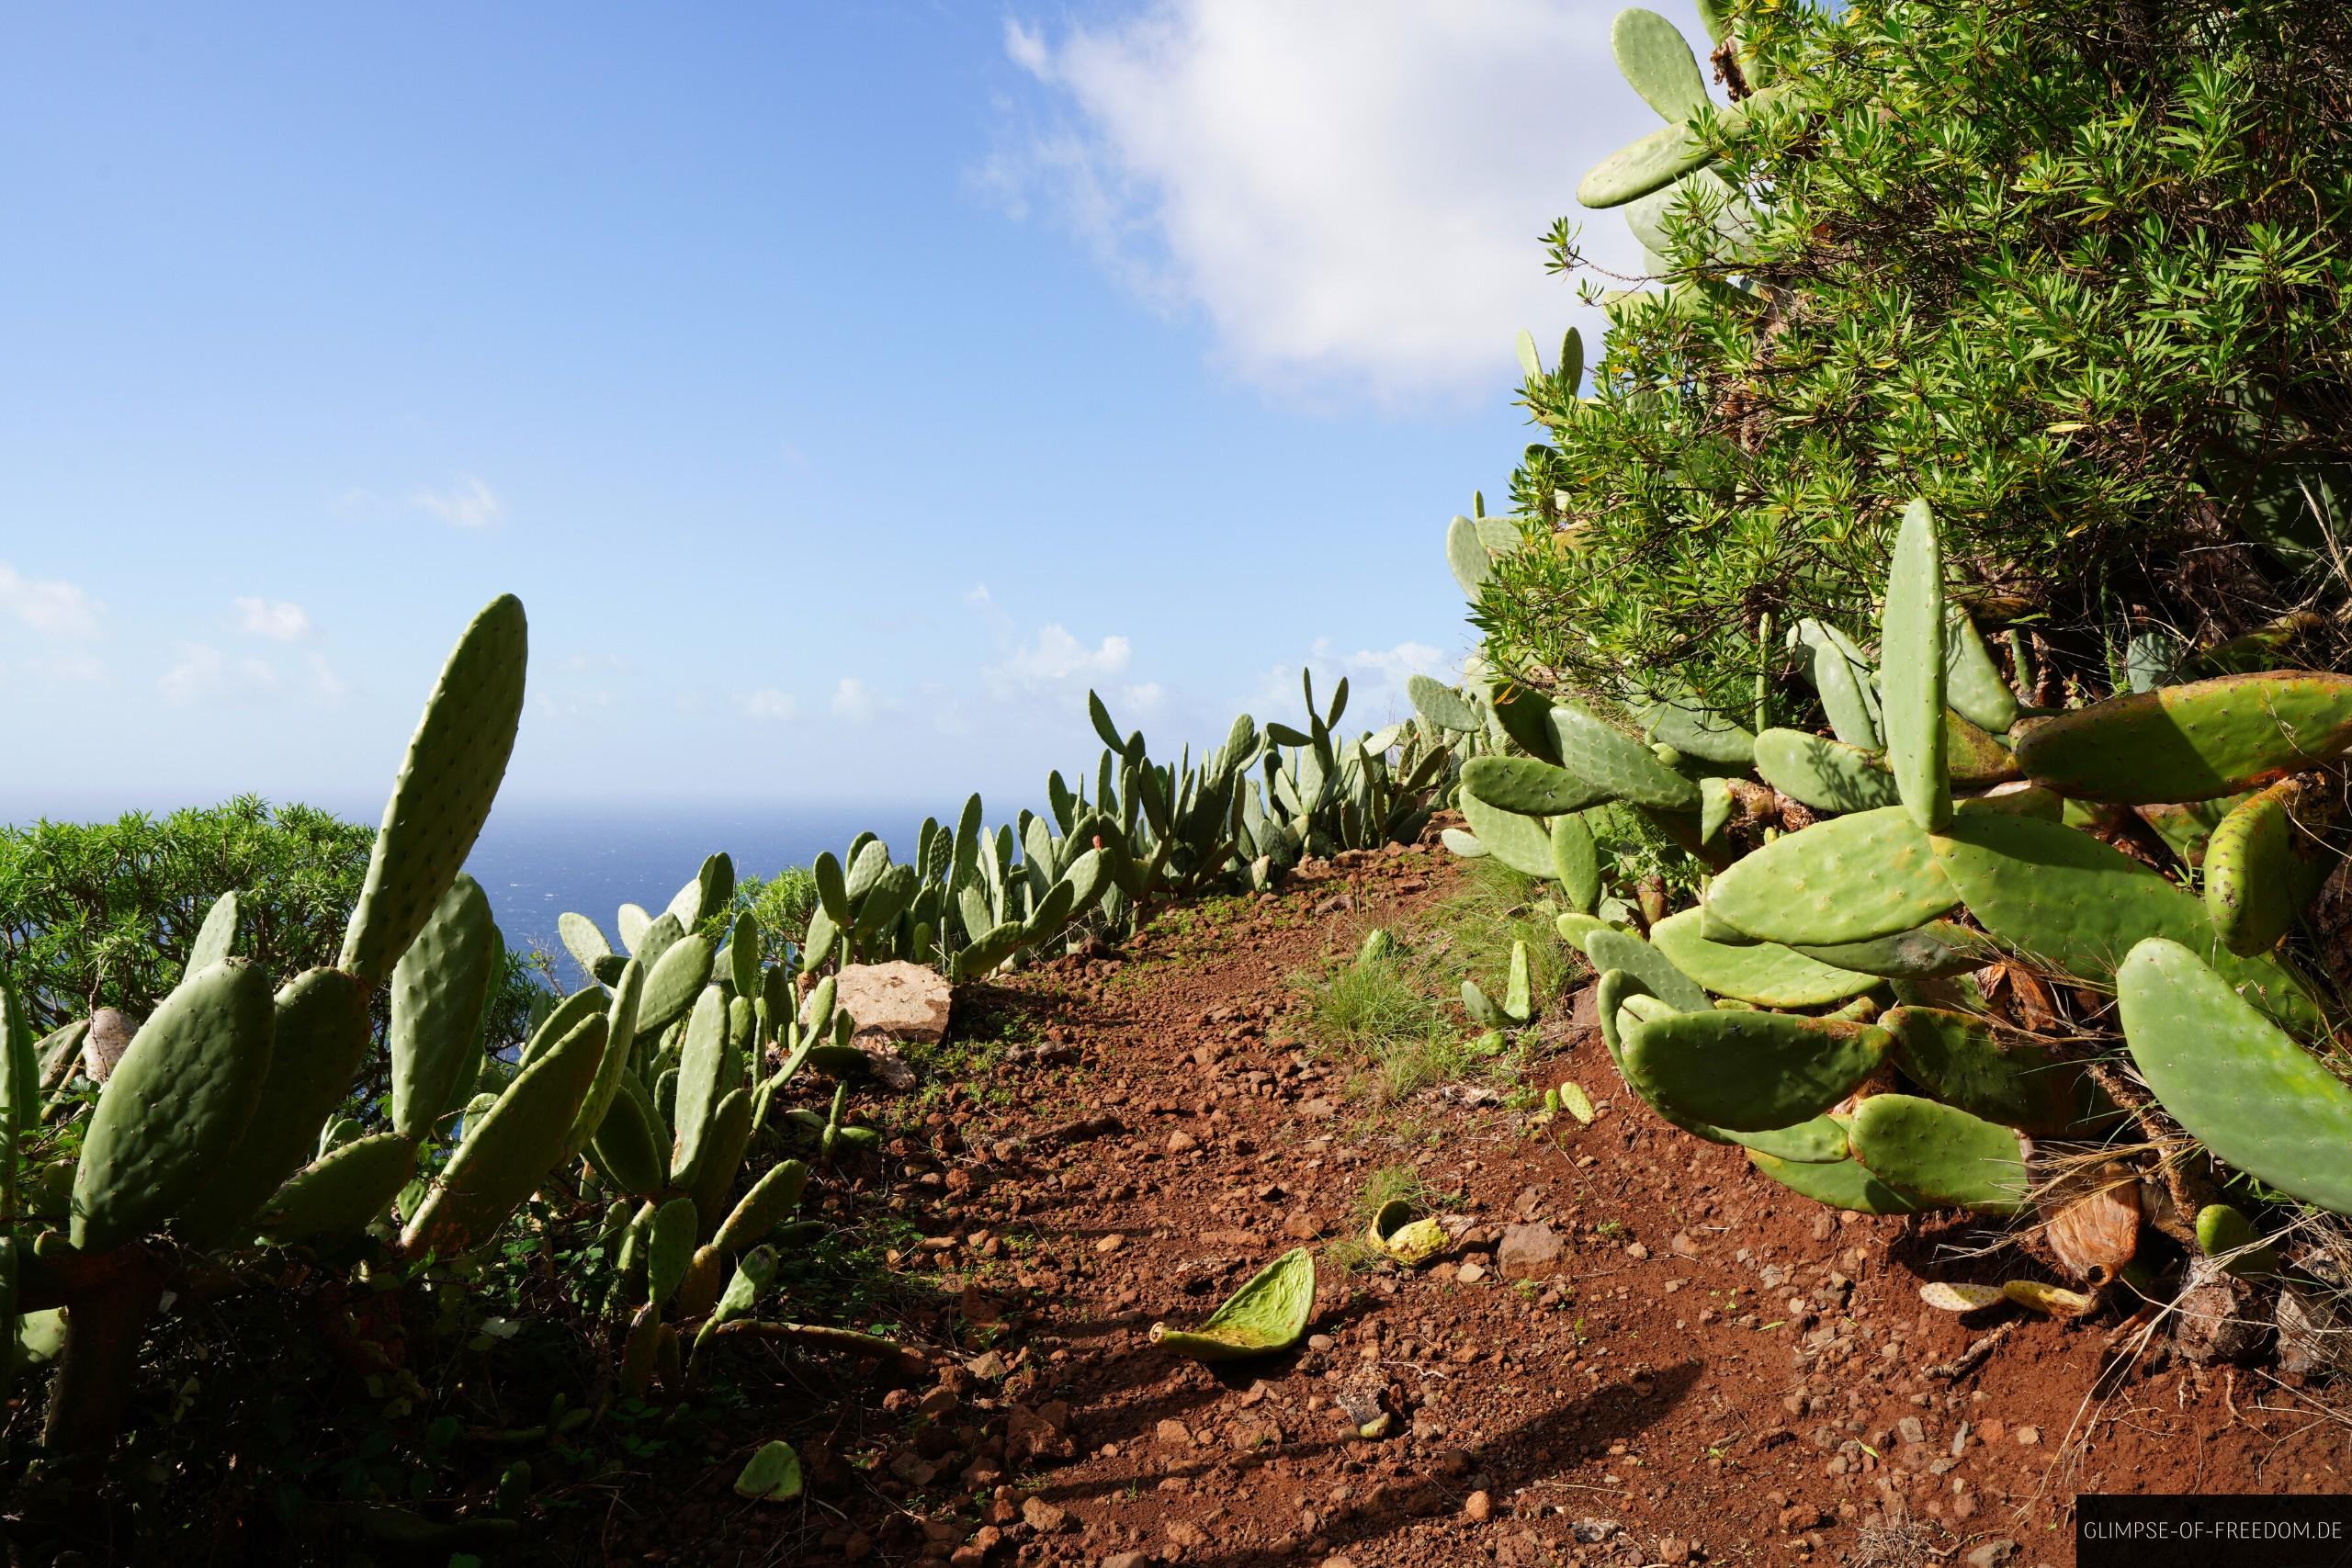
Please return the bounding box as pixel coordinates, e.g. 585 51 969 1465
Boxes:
1490 0 2352 716
0 796 369 1032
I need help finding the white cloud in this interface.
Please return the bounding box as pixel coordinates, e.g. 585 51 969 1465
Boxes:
987 1 1644 403
831 677 880 722
0 561 103 638
233 596 311 642
412 476 505 529
159 642 280 707
740 688 798 722
983 624 1133 697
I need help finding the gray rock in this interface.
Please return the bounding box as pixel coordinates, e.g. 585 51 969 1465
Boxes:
2171 1257 2269 1365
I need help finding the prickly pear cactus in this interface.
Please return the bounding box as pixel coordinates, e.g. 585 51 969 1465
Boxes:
339 594 527 988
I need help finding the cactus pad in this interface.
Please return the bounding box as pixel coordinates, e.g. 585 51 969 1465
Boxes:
2119 937 2352 1216
1622 1010 1892 1132
1646 908 1877 1008
1462 755 1610 817
1749 1147 1933 1213
1880 500 1951 831
1881 1006 2110 1134
401 1005 604 1257
1547 701 1701 810
2015 671 2352 804
1149 1247 1314 1360
187 890 241 976
1786 921 1984 980
1551 814 1601 912
1727 1114 1849 1164
74 958 275 1250
1407 675 1480 733
1706 807 1959 946
715 1159 808 1254
338 595 527 987
389 874 498 1141
255 1132 419 1244
1583 929 1711 1013
1610 7 1708 121
1751 729 1899 813
175 966 373 1247
1928 808 2323 1035
1848 1094 2028 1213
1942 606 2019 734
638 933 713 1037
1457 791 1560 879
2203 779 2306 956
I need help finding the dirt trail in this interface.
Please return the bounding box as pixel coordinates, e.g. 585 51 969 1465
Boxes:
661 844 2346 1568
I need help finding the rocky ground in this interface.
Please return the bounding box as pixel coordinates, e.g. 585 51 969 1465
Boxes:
596 842 2349 1568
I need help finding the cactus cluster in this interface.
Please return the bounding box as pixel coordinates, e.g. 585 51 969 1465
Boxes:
1437 484 2352 1327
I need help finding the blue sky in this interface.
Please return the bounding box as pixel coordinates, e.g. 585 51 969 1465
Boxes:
1 1 1656 818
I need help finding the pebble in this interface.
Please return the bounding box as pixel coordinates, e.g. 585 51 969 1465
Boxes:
1096 1234 1126 1254
1464 1489 1493 1521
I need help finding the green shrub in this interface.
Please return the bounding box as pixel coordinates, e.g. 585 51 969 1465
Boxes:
1489 0 2352 716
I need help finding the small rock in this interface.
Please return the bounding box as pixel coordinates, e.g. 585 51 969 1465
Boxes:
1657 1540 1690 1565
1155 1418 1193 1448
1166 1130 1199 1154
1096 1234 1126 1254
1464 1490 1493 1521
1457 1262 1488 1284
1498 1222 1565 1281
1165 1519 1209 1549
1021 1495 1070 1534
1103 1554 1150 1568
1963 1541 2019 1568
2014 1426 2040 1447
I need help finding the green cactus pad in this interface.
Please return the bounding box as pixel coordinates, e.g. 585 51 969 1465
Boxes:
73 958 275 1251
558 911 610 980
715 1159 808 1254
1727 1114 1849 1164
669 987 729 1183
563 956 644 1163
1597 970 1734 1145
1445 514 1491 597
1552 814 1602 912
616 902 651 953
2136 794 2249 871
1610 7 1708 122
1647 908 1877 1008
2120 937 2352 1216
1751 729 1900 813
1546 702 1702 810
667 852 735 932
1640 690 1756 767
1407 675 1480 733
1928 809 2323 1035
1462 755 1610 817
1577 85 1789 209
1848 1093 2029 1213
684 1089 753 1232
1457 792 1560 879
338 595 527 987
1747 1149 1933 1214
388 874 498 1141
734 1440 804 1504
638 933 713 1037
1881 1006 2111 1134
1706 807 1959 946
517 985 606 1071
2203 779 2304 956
175 966 374 1247
590 1074 666 1198
1583 929 1711 1013
1149 1247 1314 1360
255 1132 419 1244
1786 921 1986 980
1622 1010 1891 1132
1943 607 2020 734
649 1196 698 1304
2015 671 2352 804
401 1006 605 1257
1484 679 1563 764
1881 500 1951 831
1810 635 1881 750
187 889 241 975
